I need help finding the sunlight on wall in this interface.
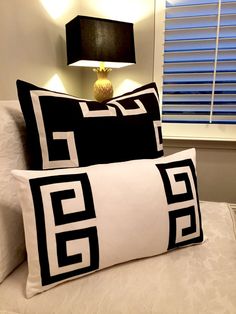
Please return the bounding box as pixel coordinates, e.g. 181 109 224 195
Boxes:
40 0 73 20
44 74 67 93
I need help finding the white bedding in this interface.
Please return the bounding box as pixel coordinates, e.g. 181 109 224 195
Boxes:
0 201 236 314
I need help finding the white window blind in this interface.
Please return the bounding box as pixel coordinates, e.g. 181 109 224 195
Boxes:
163 0 236 124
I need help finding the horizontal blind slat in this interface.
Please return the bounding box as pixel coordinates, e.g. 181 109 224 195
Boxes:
163 0 236 124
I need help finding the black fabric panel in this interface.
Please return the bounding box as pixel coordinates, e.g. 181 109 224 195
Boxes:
16 80 163 169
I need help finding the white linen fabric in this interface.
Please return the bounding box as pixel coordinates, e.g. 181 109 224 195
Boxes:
0 202 235 313
12 148 203 298
0 101 28 282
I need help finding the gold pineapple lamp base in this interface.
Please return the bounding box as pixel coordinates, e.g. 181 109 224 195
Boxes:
93 63 113 102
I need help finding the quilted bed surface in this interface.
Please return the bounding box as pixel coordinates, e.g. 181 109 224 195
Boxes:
0 201 236 314
0 101 28 282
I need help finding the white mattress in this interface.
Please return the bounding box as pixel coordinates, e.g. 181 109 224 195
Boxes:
0 201 236 314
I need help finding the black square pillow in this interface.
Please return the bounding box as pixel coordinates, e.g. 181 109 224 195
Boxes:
16 80 163 169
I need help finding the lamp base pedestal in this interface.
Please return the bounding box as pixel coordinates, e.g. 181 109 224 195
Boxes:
93 67 113 102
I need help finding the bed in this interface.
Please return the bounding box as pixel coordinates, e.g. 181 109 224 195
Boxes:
0 201 235 314
0 83 236 314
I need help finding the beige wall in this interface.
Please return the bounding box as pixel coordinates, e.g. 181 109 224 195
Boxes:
164 140 236 203
0 0 82 99
0 0 235 203
0 0 155 100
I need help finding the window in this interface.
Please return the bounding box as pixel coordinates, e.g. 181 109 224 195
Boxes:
154 0 236 140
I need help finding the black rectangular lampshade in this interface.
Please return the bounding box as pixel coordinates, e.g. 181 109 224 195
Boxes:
65 15 136 68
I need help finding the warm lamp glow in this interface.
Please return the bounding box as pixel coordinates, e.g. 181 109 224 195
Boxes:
69 60 134 69
115 79 141 96
40 0 73 19
85 0 151 23
44 74 67 93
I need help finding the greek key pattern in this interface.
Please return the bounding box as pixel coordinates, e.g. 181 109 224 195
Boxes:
29 83 163 169
156 159 203 250
29 173 99 285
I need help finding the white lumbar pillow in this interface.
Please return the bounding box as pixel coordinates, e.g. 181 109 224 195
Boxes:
12 148 203 298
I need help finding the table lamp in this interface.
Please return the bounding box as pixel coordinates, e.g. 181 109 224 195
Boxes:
65 15 136 102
